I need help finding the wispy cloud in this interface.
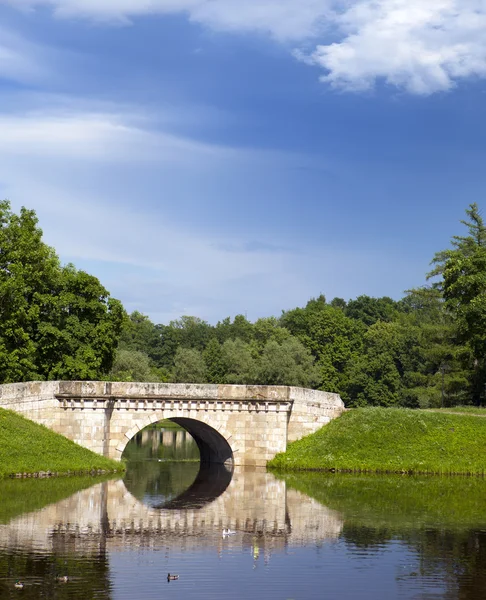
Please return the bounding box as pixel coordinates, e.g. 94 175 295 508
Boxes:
0 26 49 83
0 110 231 163
8 0 333 40
0 96 422 322
8 0 486 94
0 103 319 321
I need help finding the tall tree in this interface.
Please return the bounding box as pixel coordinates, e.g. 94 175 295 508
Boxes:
345 295 398 326
118 311 159 356
0 201 60 382
221 338 256 384
429 203 486 281
0 201 124 383
203 338 226 384
429 204 486 403
345 321 403 407
257 337 321 387
172 347 207 383
281 299 363 393
35 265 125 380
398 288 470 408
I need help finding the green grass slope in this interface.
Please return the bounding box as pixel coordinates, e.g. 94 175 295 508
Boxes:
269 407 486 475
0 408 124 477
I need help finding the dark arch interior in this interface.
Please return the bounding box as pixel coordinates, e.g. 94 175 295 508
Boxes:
168 417 234 465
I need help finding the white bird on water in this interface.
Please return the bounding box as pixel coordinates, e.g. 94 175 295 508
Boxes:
222 528 236 537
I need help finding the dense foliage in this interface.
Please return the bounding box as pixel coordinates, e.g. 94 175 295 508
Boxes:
2 200 485 407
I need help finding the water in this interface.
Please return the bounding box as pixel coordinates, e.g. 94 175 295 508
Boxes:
1 428 486 599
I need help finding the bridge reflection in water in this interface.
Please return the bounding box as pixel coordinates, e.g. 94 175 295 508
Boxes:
0 467 343 558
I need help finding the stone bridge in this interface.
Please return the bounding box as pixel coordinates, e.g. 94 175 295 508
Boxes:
0 381 344 467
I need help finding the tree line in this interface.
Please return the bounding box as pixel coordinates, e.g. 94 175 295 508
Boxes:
1 199 485 407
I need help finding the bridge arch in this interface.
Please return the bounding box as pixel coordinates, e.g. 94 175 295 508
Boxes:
118 416 235 465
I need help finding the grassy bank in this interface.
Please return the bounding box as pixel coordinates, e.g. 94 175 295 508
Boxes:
0 408 124 477
269 407 486 475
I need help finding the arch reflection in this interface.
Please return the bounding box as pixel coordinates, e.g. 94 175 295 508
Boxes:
123 426 233 510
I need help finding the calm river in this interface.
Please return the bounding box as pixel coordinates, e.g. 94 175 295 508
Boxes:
1 427 486 599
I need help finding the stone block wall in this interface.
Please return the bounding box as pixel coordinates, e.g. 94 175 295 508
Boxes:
286 387 344 443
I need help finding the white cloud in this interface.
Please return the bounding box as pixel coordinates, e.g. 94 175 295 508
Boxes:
8 0 486 94
304 0 486 94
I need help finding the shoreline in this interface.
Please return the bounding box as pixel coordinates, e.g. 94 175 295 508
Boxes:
7 468 124 480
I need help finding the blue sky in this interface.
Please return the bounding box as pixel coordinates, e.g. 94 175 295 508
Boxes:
1 1 485 323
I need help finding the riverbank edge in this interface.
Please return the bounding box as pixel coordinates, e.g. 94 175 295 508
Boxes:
267 407 486 476
268 465 486 476
6 467 125 480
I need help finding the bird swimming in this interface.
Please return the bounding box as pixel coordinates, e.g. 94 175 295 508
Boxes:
56 575 69 583
14 581 24 589
222 528 236 536
167 573 179 582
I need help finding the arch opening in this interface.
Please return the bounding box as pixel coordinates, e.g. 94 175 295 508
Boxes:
121 418 234 510
168 417 234 466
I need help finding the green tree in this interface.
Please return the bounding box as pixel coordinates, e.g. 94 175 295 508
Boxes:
119 311 159 355
252 316 291 352
109 349 153 382
215 314 254 344
281 298 363 393
0 201 124 383
257 337 321 387
429 204 486 403
398 288 470 408
345 321 402 407
221 338 255 384
345 295 398 326
172 347 207 383
35 265 125 380
108 349 169 382
330 297 347 310
429 203 486 281
153 316 214 370
169 315 214 350
203 338 226 383
0 201 60 382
